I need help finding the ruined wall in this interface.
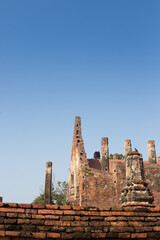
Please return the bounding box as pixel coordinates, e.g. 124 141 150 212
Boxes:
67 117 160 208
0 202 160 239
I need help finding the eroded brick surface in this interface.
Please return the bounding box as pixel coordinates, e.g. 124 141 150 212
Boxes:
0 204 159 239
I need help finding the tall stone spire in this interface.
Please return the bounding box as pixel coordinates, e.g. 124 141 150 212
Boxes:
44 161 52 204
67 116 87 205
121 151 154 207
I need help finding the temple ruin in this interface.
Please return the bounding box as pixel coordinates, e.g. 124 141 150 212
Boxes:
67 116 160 208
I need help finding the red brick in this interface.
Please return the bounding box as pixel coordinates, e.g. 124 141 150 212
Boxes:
106 216 117 221
6 231 20 237
0 212 5 217
71 221 88 227
38 209 63 215
32 232 46 238
92 233 106 238
145 217 157 221
75 216 89 221
60 216 74 221
47 232 60 238
150 207 160 212
131 233 147 238
45 215 59 219
18 213 31 218
129 216 145 221
31 219 44 225
32 204 45 208
4 219 17 224
153 226 160 231
111 221 128 227
38 209 54 214
6 213 18 218
90 221 105 227
90 216 103 220
63 210 76 215
0 208 24 213
17 219 31 224
45 220 70 226
118 233 131 238
0 203 4 207
110 226 134 233
4 203 18 208
129 221 144 227
26 209 37 214
61 233 74 239
46 204 59 209
32 214 45 219
73 206 85 210
18 204 31 208
60 205 71 210
99 207 111 211
0 231 5 236
135 227 152 232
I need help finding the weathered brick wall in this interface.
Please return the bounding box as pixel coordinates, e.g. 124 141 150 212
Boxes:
67 117 160 208
73 160 160 208
0 203 160 239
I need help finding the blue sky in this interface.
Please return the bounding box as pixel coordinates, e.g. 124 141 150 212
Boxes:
0 0 160 203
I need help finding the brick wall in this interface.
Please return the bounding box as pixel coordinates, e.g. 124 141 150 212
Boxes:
70 160 160 208
0 203 160 239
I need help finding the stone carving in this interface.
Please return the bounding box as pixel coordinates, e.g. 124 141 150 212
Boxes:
121 152 154 206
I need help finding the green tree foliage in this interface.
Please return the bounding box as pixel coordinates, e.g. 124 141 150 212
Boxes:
32 181 68 205
109 153 125 159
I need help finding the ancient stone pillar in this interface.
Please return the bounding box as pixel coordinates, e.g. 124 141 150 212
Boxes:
148 140 156 164
101 137 109 171
124 139 132 158
0 197 3 202
121 151 154 207
44 161 52 204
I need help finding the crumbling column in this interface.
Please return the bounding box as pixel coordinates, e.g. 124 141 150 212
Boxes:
124 139 132 158
44 161 52 204
121 151 154 207
101 137 109 171
148 140 156 164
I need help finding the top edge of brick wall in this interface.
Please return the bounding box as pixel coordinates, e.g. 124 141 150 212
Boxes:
0 202 160 212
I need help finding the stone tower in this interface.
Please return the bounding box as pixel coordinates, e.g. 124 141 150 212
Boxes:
101 138 109 171
148 140 156 164
124 139 132 158
67 116 87 205
121 151 154 207
44 161 52 204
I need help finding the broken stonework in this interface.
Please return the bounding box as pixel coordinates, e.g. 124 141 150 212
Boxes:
67 117 160 208
148 140 156 163
101 138 109 171
44 161 52 204
121 152 154 207
124 139 132 158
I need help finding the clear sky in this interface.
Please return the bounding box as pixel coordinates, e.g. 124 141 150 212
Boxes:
0 0 160 203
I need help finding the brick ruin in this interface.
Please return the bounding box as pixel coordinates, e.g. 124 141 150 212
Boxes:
67 116 160 208
0 202 160 240
0 116 160 239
